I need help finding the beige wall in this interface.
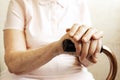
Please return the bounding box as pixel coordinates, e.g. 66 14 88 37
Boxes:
0 0 9 73
88 0 120 44
0 0 120 80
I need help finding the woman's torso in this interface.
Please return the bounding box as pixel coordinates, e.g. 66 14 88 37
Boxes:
1 0 94 80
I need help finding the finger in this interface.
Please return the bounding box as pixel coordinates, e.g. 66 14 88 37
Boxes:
87 40 98 63
92 31 103 40
82 28 97 42
75 42 82 56
88 56 97 63
69 24 79 37
74 25 88 41
88 39 102 63
87 40 98 58
80 41 90 61
94 39 102 57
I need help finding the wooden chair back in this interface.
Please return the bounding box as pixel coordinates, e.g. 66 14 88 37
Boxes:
102 45 118 80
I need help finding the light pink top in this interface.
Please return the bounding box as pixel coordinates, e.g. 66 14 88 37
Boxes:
1 0 94 80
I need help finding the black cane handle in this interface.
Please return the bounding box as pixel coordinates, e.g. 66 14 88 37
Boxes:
62 39 76 52
62 39 103 52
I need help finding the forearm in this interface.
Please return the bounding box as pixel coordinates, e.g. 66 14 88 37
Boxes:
5 41 62 74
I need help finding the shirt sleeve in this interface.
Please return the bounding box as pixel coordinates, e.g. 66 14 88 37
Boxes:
4 0 25 31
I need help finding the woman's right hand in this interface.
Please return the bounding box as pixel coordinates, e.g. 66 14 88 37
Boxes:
67 24 103 64
58 24 103 65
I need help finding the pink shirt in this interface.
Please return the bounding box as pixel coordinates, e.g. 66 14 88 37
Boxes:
2 0 94 80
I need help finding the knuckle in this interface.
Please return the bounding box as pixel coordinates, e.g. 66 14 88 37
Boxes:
81 25 88 30
72 24 79 29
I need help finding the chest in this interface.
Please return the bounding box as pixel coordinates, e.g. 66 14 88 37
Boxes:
24 1 83 48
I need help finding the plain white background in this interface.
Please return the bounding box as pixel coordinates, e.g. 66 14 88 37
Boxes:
0 0 120 80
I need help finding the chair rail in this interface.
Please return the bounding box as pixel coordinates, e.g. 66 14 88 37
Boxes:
102 45 118 80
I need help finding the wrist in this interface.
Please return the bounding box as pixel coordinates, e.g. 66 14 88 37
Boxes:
54 41 64 55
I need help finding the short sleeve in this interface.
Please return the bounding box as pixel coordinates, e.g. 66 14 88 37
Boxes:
4 0 25 31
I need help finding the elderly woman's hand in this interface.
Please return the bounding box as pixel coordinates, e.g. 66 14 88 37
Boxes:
67 24 103 64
